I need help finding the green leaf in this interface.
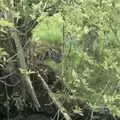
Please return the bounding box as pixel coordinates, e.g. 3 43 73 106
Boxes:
0 20 14 27
73 106 83 116
32 13 63 45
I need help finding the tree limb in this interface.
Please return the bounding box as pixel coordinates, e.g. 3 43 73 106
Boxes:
37 72 72 120
10 29 40 110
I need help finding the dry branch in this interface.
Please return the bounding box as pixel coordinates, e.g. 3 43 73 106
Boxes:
37 72 72 120
10 29 40 110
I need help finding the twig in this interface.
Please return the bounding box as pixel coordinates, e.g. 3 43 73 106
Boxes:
0 79 20 87
0 72 15 80
5 84 10 120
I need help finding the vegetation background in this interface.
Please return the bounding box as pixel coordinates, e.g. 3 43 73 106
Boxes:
0 0 120 120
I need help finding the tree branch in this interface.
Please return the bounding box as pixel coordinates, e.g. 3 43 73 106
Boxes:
10 28 40 110
37 72 72 120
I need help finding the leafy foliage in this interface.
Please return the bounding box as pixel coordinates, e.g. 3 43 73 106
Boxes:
0 0 120 118
61 0 120 117
0 20 14 27
32 13 63 46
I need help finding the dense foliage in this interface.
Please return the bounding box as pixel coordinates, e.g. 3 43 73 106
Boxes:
61 0 120 116
0 0 120 119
